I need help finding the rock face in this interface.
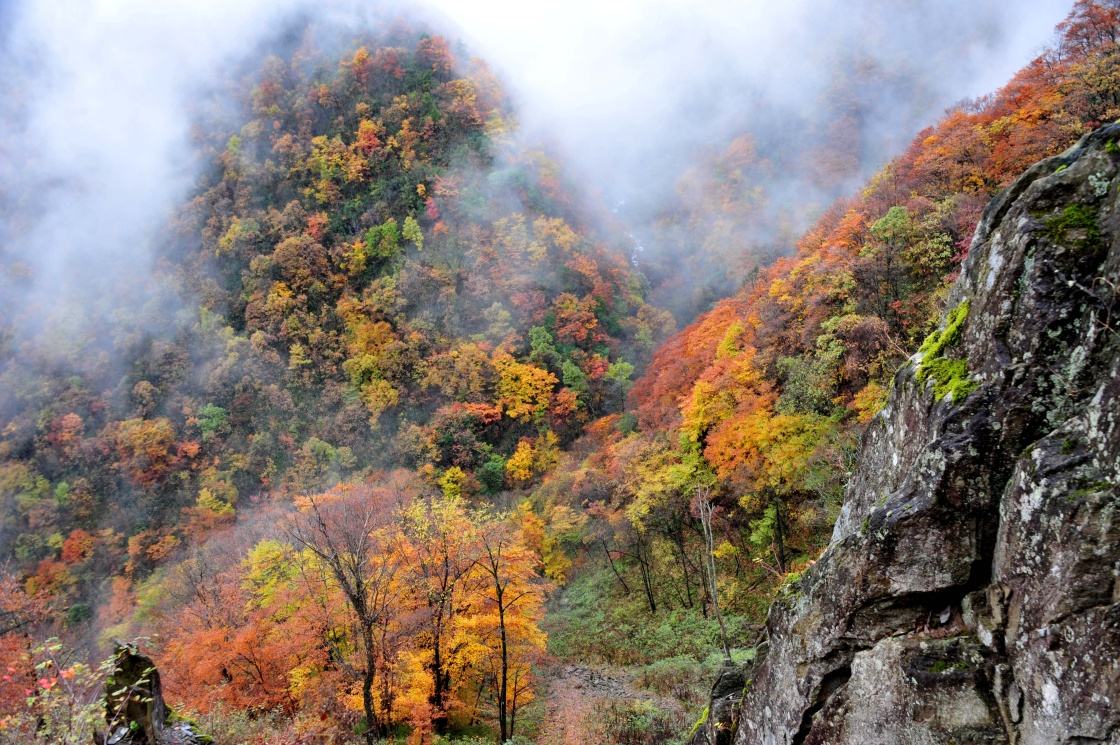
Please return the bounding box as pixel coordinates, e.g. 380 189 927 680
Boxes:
101 644 209 745
720 124 1120 744
696 663 749 745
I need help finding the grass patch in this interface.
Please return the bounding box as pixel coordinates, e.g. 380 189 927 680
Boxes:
546 568 758 666
593 699 680 745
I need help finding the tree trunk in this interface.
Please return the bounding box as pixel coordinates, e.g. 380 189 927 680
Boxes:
601 539 630 594
378 628 394 735
698 493 732 661
361 625 379 743
698 557 713 620
636 540 657 613
674 531 694 609
430 613 449 735
497 600 509 744
772 501 787 573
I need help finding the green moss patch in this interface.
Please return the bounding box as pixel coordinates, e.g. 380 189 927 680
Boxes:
1043 203 1102 252
688 706 710 738
918 300 969 359
929 658 970 674
918 357 978 400
915 301 978 401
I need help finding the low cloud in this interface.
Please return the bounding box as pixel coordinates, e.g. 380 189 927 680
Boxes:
0 0 1072 344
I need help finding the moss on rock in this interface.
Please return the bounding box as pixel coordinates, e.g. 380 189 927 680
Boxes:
915 301 978 401
1042 203 1102 252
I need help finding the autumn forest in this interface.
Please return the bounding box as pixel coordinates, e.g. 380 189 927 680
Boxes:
1 1 1119 743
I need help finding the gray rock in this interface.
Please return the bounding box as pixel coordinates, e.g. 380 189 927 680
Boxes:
724 124 1120 744
100 644 211 745
692 662 751 745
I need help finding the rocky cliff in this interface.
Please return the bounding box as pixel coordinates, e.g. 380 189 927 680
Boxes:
696 124 1120 745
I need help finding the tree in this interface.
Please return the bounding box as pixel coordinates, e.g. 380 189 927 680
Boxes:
471 518 548 744
0 574 47 718
158 540 299 714
695 488 731 661
493 353 557 423
112 418 179 486
399 493 477 735
504 439 535 485
287 484 404 743
403 215 424 251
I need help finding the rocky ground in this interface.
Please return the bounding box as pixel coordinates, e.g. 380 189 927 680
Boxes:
537 662 685 744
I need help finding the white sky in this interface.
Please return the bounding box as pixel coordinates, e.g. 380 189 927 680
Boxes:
423 0 1072 207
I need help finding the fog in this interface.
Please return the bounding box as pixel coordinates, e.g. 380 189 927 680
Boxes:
0 0 1073 342
430 0 1071 212
0 0 305 346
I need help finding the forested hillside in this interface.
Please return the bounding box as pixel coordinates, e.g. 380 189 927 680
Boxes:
625 0 1120 601
1 24 664 620
0 26 670 743
1 2 1118 744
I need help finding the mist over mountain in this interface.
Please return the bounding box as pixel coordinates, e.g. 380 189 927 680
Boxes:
0 2 1116 745
0 0 1068 340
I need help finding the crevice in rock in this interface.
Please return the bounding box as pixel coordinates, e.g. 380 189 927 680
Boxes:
791 665 852 745
1068 730 1120 744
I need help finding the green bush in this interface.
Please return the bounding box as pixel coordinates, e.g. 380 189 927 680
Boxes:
595 700 679 745
634 655 709 704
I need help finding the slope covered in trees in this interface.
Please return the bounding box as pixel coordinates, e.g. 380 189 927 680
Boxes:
2 2 1120 744
621 0 1120 601
531 0 1120 737
0 25 667 743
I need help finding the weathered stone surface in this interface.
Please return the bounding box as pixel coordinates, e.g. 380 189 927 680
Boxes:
692 662 751 745
803 636 1006 745
992 359 1120 745
101 644 210 745
724 124 1120 744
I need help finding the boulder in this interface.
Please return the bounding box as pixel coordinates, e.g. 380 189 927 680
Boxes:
101 644 210 745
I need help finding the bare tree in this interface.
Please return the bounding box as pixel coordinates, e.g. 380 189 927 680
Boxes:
696 487 732 662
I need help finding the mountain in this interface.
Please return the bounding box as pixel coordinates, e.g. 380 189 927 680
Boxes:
1 3 1119 745
0 27 668 743
0 26 664 607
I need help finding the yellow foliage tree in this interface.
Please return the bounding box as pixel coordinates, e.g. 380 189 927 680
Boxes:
505 440 535 485
462 517 548 743
493 352 556 422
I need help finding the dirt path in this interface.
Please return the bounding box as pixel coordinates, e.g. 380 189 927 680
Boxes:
536 663 628 744
535 662 679 744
